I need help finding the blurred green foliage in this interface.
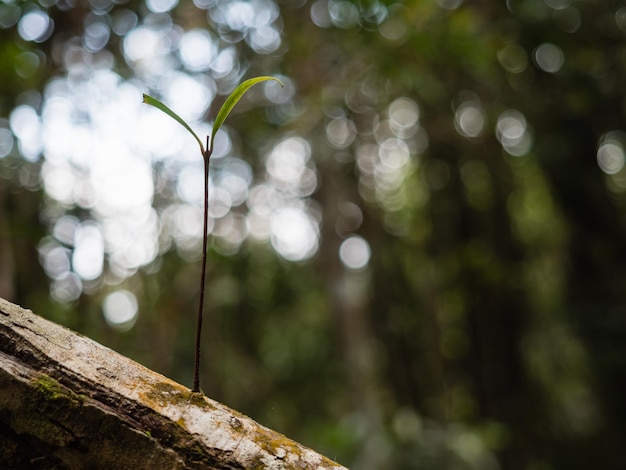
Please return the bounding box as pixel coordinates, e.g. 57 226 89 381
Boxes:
2 0 626 468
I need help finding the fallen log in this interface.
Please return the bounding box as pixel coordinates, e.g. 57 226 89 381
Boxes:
0 297 347 469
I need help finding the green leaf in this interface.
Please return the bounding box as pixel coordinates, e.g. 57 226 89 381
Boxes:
142 94 205 154
210 76 283 154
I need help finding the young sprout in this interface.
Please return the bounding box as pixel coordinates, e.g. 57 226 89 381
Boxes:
143 76 283 393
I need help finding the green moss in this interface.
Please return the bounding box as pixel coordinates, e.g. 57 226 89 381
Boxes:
33 374 86 405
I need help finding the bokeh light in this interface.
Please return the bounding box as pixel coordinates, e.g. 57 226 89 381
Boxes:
179 29 217 71
597 132 626 175
534 43 564 73
102 290 139 331
146 0 179 14
339 236 371 270
271 207 319 261
72 221 105 281
496 110 532 156
9 104 43 162
0 126 14 158
455 101 485 138
17 9 52 42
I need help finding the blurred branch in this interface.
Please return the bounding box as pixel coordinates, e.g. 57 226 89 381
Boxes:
0 297 347 470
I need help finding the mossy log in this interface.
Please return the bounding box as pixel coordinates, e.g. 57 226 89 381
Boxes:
0 297 347 469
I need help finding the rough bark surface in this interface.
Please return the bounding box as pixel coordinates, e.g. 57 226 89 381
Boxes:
0 297 348 469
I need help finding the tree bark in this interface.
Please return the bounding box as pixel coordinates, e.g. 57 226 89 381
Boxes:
0 297 347 469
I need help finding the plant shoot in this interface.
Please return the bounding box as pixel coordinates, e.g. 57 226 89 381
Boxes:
143 76 282 393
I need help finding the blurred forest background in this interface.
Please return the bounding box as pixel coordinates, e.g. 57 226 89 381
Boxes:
2 0 626 468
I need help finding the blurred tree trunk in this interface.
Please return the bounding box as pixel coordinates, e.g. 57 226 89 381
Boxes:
0 297 346 470
0 184 14 300
0 173 49 312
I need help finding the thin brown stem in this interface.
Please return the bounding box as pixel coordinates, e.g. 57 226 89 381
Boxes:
193 146 211 393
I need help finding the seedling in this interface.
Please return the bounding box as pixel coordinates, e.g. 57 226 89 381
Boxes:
143 76 282 393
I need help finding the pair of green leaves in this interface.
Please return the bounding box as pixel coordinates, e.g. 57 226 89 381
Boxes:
142 76 283 157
